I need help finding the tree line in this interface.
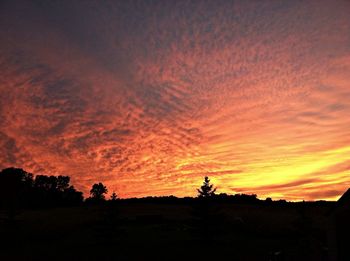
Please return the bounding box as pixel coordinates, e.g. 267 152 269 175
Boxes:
0 168 83 211
0 167 289 216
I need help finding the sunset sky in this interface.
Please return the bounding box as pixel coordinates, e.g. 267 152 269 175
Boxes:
1 0 350 200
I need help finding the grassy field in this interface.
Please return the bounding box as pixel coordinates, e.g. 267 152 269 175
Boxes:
0 202 333 260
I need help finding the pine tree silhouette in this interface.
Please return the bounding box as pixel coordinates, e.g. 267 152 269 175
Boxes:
197 176 216 198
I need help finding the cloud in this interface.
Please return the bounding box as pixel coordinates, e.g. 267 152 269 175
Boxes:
1 0 350 199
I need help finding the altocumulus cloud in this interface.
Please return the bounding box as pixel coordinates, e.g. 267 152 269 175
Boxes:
0 0 350 199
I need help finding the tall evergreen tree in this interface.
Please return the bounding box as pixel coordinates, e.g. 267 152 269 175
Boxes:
197 176 216 198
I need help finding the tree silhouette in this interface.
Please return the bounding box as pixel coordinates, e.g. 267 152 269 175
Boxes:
62 185 83 206
110 192 118 201
0 167 84 211
0 168 33 220
197 176 216 198
57 176 70 191
90 183 108 200
34 175 57 191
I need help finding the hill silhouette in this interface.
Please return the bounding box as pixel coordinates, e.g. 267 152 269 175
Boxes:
0 167 349 260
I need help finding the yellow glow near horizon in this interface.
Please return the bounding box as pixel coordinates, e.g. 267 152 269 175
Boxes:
1 1 350 200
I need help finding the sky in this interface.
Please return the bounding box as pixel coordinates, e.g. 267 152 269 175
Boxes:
1 0 350 200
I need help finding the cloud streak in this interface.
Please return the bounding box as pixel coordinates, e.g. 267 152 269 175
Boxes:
1 0 350 199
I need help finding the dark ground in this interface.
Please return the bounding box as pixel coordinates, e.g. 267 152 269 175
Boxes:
0 202 335 261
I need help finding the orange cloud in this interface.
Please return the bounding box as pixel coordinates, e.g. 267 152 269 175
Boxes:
1 0 350 200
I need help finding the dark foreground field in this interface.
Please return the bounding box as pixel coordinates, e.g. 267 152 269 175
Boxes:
0 202 339 261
